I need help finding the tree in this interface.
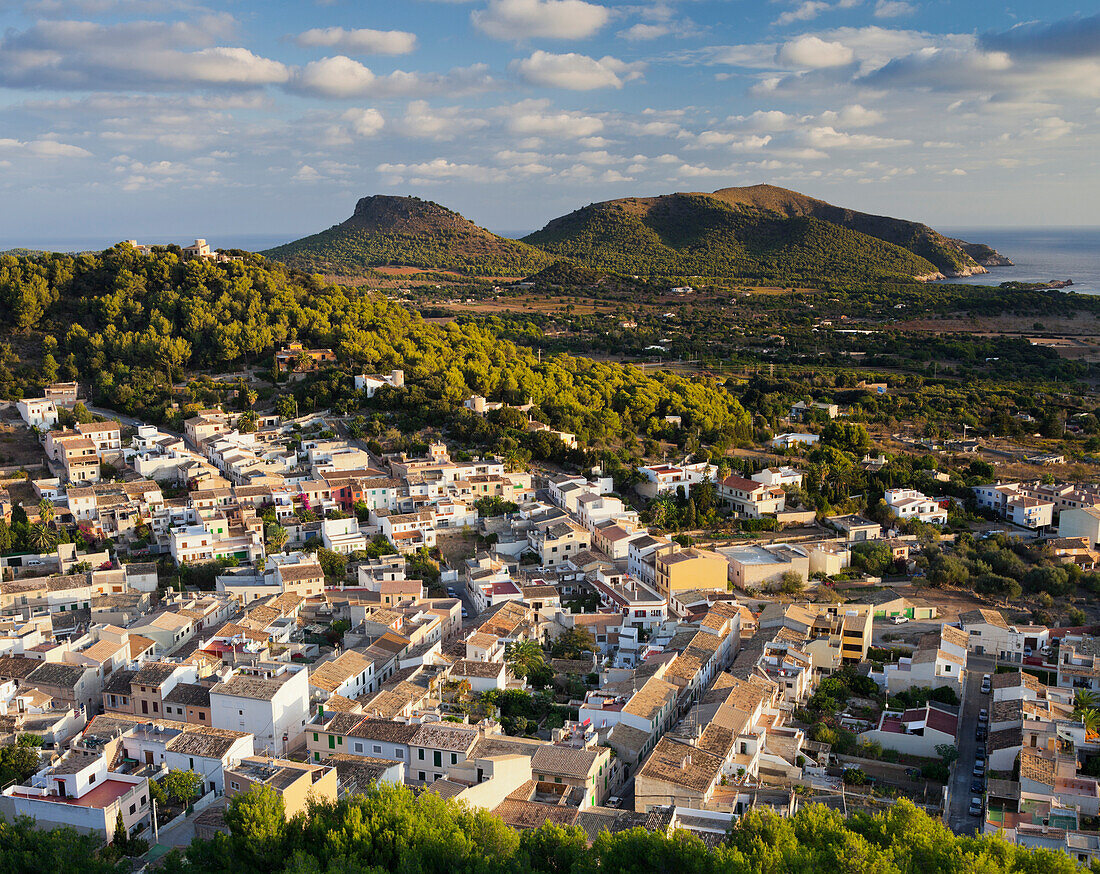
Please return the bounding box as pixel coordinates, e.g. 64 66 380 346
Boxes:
506 640 545 680
236 411 257 433
550 627 596 660
265 522 288 553
935 743 959 765
162 768 203 805
27 523 54 553
223 784 287 871
37 499 54 527
779 570 804 595
0 741 41 785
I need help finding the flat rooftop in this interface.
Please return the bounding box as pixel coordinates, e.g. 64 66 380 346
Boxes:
11 779 136 809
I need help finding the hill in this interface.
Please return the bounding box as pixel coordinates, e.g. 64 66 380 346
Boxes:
262 195 552 277
522 184 1009 283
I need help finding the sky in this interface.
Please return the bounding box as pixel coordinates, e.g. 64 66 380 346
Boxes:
1 0 1099 246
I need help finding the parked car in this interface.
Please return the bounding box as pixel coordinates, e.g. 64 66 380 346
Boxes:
460 608 469 619
975 725 987 741
973 763 986 778
969 797 983 816
971 779 984 794
981 674 992 694
891 616 909 624
1024 646 1033 657
978 708 988 723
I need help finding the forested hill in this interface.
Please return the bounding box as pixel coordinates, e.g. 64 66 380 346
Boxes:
261 195 552 277
522 184 1008 282
0 244 749 446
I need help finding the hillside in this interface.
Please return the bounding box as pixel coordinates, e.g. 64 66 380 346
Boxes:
262 195 552 277
523 185 1009 282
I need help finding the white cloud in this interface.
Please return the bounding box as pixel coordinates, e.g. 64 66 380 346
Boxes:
692 131 772 150
292 57 496 98
377 158 493 182
295 27 417 56
775 1 830 26
873 0 914 18
472 0 610 40
393 100 488 139
513 51 644 90
342 107 385 136
0 137 92 158
819 104 883 127
619 23 668 41
505 101 604 137
294 164 322 181
805 125 910 148
0 19 290 90
777 36 854 68
1032 116 1076 140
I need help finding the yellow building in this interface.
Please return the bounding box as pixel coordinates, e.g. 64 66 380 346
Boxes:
653 544 728 597
224 756 337 817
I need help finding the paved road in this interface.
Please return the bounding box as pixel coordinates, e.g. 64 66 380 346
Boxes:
946 653 994 834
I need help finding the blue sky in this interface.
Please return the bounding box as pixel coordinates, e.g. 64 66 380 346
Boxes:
0 0 1098 245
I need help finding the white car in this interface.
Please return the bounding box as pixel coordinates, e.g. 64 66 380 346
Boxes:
891 616 909 625
981 674 992 694
969 797 983 816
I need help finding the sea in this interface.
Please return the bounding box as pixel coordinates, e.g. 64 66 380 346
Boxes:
5 227 1100 296
937 227 1100 296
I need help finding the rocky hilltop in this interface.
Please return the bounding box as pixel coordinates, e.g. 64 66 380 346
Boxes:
523 184 1011 282
262 195 551 276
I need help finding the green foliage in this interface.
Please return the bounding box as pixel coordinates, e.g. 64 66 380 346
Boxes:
0 742 41 786
851 540 895 576
522 192 955 282
156 782 1091 874
162 768 203 805
0 815 126 874
550 626 597 660
263 196 552 276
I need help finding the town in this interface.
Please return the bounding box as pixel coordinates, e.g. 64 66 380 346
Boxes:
1 364 1099 868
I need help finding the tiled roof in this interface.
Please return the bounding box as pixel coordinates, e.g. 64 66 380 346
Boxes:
530 743 603 778
493 799 579 829
166 727 250 758
132 662 179 688
164 683 211 708
409 723 479 752
27 662 87 689
348 718 419 744
636 736 722 793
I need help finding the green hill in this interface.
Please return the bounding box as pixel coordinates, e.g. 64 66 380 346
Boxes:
522 184 1008 283
262 195 552 277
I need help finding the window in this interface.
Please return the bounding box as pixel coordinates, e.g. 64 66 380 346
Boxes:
189 758 194 769
373 745 381 754
450 753 457 765
129 803 136 815
313 733 319 742
418 749 425 760
418 771 425 782
396 749 403 759
89 774 96 784
231 781 240 791
433 751 442 768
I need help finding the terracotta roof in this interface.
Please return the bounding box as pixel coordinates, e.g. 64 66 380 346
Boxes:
530 744 604 779
348 719 420 744
166 727 250 758
493 799 579 830
409 723 479 752
636 736 723 793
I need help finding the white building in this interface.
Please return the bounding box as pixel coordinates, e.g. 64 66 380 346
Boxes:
210 663 310 756
16 398 58 430
354 369 404 397
321 517 368 555
885 489 948 525
751 467 804 489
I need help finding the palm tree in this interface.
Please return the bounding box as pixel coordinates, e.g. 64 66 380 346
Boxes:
1081 708 1100 737
506 640 545 679
1074 689 1098 714
265 524 288 554
28 523 54 553
37 499 54 528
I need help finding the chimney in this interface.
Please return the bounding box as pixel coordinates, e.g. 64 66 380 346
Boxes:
681 754 692 769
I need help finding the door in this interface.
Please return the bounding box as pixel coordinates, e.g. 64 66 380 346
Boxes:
328 735 336 749
144 751 154 765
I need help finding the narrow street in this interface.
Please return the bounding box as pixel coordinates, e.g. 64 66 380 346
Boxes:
946 653 993 834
